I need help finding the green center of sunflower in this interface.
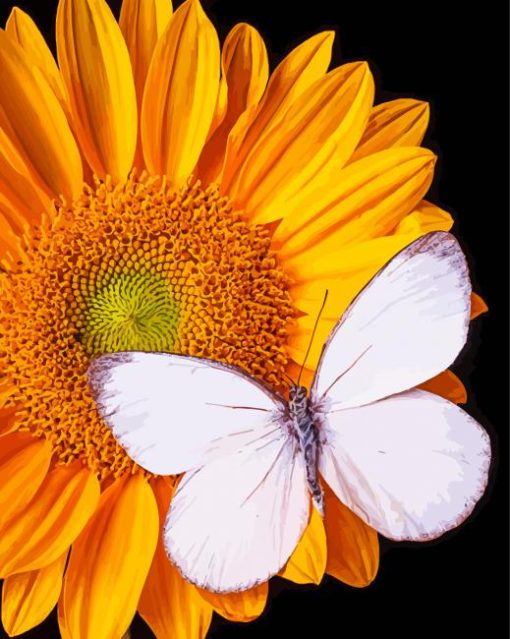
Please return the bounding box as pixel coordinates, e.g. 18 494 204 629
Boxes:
81 272 180 356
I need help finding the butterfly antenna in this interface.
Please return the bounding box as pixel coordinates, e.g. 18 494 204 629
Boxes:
297 290 329 386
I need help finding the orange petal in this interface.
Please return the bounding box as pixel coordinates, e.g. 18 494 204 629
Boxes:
138 477 212 639
120 0 172 99
221 30 334 192
198 584 268 623
1 551 67 636
0 432 52 528
350 98 430 162
280 506 326 585
323 481 379 587
0 30 82 201
471 292 488 319
0 406 21 436
63 474 158 639
6 8 67 109
0 381 16 409
220 24 268 122
196 23 269 184
419 370 467 404
286 360 314 390
0 463 100 577
0 214 26 267
207 75 228 141
57 0 137 181
277 147 436 259
119 0 172 169
141 0 220 185
229 62 374 222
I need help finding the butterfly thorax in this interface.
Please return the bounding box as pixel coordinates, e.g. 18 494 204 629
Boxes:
288 385 324 517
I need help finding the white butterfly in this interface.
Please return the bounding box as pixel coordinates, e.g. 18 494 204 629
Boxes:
88 231 491 594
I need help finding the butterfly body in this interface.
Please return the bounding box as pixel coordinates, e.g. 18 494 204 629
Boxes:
288 384 325 517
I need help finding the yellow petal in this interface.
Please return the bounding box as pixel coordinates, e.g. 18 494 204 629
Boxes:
138 478 212 639
57 596 71 639
4 11 96 186
198 584 268 623
57 0 137 181
0 150 52 232
229 62 374 222
350 98 430 162
471 292 488 319
63 474 158 639
221 30 334 192
119 0 173 168
394 199 453 234
419 370 467 404
323 481 379 587
279 147 436 260
0 433 52 528
6 8 67 109
0 463 100 577
0 30 82 201
289 199 452 303
196 23 268 184
1 551 67 636
142 0 220 184
280 506 326 585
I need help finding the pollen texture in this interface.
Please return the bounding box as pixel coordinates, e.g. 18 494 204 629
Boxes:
0 174 295 479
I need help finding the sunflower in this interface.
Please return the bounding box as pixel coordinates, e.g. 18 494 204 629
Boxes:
0 0 487 637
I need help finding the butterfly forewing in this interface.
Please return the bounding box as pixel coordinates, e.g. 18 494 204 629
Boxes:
90 351 311 591
311 232 471 409
88 351 285 475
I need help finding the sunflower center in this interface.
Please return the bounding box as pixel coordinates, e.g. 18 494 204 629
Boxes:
0 174 295 479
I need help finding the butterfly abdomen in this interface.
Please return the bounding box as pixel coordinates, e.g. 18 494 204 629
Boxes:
289 385 324 517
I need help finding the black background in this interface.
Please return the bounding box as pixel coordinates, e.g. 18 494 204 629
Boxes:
0 1 507 637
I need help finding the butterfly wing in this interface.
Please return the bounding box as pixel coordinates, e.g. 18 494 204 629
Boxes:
311 231 490 540
164 425 310 592
311 232 471 409
88 351 284 475
318 389 490 541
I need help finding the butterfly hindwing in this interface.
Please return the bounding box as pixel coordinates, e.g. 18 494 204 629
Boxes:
319 389 491 541
165 425 311 592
